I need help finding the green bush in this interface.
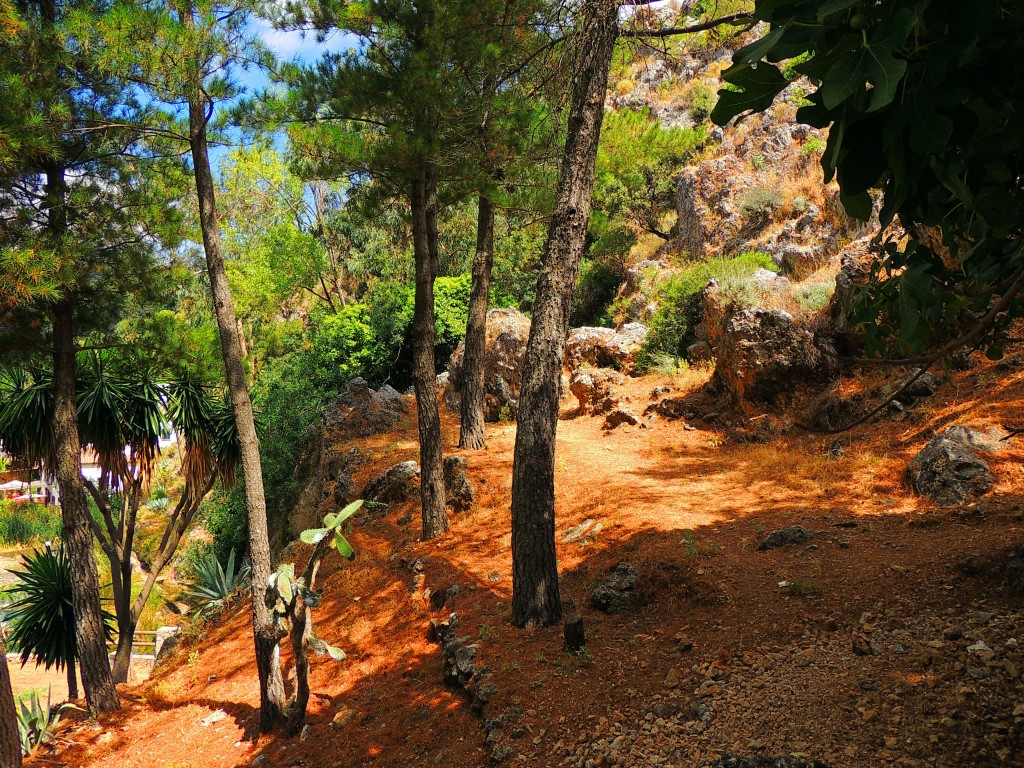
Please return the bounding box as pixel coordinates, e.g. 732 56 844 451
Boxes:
199 487 248 566
638 251 778 369
687 83 717 123
0 502 61 547
740 186 784 223
796 280 836 312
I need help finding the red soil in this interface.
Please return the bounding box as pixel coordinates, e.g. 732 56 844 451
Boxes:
35 357 1024 768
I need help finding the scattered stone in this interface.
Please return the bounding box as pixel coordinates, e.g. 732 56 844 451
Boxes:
710 755 831 767
906 426 998 505
756 525 815 551
200 709 228 727
362 460 421 504
896 368 944 403
589 562 641 613
562 519 600 544
490 744 514 763
331 707 356 728
663 667 680 689
430 584 461 611
252 755 268 767
603 407 640 430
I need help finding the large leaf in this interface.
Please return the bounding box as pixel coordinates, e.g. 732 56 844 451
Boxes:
300 527 330 545
308 636 346 661
333 499 364 526
333 533 355 560
711 63 788 125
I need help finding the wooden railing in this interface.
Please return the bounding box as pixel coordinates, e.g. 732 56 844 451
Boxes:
106 629 159 655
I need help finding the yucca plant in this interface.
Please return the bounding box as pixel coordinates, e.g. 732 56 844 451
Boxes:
182 548 250 619
5 546 114 701
16 687 77 756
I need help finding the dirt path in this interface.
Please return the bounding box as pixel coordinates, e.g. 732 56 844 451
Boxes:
35 362 1024 768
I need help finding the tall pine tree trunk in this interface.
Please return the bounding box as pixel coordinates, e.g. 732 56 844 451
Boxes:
51 302 121 712
46 156 119 713
510 0 619 628
180 1 285 729
0 637 21 768
459 194 496 450
410 161 448 539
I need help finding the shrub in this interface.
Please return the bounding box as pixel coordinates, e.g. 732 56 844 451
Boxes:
199 488 248 566
0 502 61 547
638 251 778 369
17 688 76 756
739 186 785 224
687 83 717 123
5 546 114 674
796 280 836 312
181 548 249 619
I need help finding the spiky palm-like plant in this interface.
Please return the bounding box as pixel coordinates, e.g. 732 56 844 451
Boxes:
182 548 250 619
4 546 114 700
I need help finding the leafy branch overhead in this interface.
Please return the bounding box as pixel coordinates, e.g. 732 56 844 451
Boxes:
712 0 1024 356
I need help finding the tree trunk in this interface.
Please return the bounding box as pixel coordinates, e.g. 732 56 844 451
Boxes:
410 162 448 540
108 544 134 684
66 656 78 701
110 617 134 684
51 302 121 713
0 637 21 768
510 0 619 628
459 194 496 450
180 0 285 730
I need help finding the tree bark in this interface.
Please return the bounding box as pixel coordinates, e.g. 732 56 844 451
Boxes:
179 0 285 731
66 656 78 701
459 194 496 450
0 636 21 768
510 0 619 628
410 161 449 540
51 302 121 713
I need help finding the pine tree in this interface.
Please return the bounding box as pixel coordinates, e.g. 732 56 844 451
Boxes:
92 0 288 730
0 0 179 713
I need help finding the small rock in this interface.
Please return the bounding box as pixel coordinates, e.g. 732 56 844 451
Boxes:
663 668 680 688
200 709 228 727
757 525 815 551
589 562 641 613
603 407 640 430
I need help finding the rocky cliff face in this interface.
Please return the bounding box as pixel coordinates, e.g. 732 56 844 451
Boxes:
605 18 884 331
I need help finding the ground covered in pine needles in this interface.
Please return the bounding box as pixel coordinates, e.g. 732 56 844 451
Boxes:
34 354 1024 768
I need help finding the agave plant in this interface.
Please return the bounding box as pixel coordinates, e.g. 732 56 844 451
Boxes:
16 687 77 756
182 548 250 619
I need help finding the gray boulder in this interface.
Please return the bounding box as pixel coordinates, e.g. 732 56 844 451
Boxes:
589 562 641 613
906 426 1000 505
363 460 421 504
323 377 407 437
569 368 624 415
564 323 648 374
445 308 531 421
713 308 837 408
